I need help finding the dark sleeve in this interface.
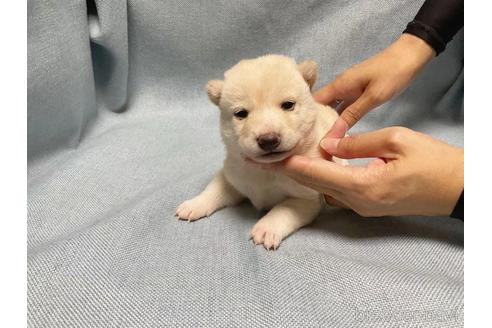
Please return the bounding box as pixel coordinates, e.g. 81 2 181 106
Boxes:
450 190 464 221
402 0 464 55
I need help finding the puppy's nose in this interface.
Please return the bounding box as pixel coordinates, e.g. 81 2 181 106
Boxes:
257 133 281 152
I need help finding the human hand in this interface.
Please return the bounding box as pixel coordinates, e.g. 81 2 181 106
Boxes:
265 127 463 217
315 34 435 138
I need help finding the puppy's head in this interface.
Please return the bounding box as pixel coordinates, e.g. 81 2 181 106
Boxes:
207 55 318 163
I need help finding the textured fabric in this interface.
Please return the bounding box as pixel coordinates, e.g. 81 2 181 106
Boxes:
27 0 464 327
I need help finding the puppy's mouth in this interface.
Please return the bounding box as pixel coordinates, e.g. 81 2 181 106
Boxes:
250 148 296 164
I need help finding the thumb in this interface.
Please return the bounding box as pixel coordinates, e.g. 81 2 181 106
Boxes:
320 128 404 159
324 118 349 139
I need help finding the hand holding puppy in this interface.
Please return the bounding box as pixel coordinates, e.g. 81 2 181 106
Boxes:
284 34 463 218
265 127 463 217
315 34 435 138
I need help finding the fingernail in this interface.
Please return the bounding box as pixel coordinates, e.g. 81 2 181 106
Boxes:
320 138 340 153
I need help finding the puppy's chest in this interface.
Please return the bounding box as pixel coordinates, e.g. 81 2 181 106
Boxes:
224 164 318 210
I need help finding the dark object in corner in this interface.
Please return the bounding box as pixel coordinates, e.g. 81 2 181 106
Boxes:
451 190 464 221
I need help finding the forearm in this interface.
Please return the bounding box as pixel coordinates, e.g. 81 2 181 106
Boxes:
389 34 435 75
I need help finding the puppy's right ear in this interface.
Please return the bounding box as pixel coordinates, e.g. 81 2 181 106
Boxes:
206 80 224 106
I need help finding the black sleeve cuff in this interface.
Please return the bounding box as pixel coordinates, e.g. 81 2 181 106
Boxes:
403 20 446 55
450 190 464 221
402 0 463 56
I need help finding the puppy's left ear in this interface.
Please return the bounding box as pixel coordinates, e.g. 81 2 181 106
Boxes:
206 80 224 106
298 60 317 90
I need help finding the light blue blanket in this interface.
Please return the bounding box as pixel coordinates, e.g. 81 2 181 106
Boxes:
28 1 463 327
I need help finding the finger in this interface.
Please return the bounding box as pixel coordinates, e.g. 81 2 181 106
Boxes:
338 91 381 129
319 148 333 161
320 128 403 159
324 118 349 139
313 82 340 105
279 155 358 191
324 195 350 209
330 98 355 113
368 158 386 167
314 70 367 105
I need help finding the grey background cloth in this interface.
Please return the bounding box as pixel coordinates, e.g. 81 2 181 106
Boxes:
27 0 463 327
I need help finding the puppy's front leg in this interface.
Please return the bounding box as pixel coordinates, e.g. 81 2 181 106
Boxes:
176 170 244 221
250 197 322 250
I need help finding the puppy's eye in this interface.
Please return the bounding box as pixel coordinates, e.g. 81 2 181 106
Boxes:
234 109 248 119
281 101 295 111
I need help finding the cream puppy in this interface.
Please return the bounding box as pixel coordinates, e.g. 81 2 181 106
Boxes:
176 54 342 250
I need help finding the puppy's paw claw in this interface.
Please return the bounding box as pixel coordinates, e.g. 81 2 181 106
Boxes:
250 222 282 250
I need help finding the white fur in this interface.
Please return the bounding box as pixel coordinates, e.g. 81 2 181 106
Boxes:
176 55 343 250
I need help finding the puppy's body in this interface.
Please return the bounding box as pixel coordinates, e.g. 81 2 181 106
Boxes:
176 55 342 249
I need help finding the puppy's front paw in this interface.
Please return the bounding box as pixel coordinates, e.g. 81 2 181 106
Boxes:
250 220 283 250
175 197 214 221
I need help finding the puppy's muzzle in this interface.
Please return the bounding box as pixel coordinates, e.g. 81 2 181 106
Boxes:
257 133 280 152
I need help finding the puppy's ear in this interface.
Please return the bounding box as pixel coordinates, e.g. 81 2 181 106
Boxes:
298 60 317 90
206 80 224 106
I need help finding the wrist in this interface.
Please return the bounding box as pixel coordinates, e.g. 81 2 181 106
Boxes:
391 34 435 73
